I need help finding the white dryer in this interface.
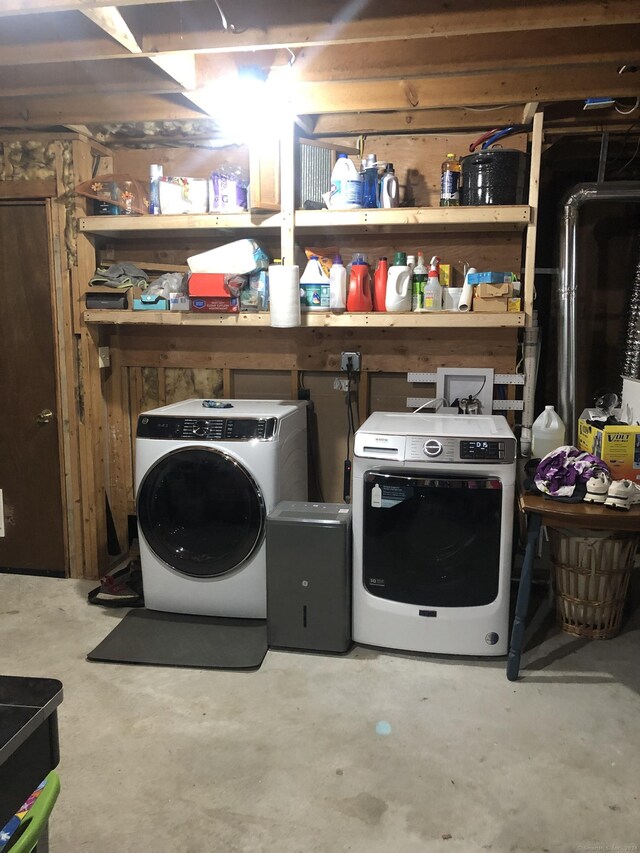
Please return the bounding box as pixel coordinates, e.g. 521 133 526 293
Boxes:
135 399 307 618
352 412 517 656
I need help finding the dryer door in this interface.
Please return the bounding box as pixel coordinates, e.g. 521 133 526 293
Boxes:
137 447 265 578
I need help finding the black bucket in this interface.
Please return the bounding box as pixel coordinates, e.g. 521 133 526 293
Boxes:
461 148 529 206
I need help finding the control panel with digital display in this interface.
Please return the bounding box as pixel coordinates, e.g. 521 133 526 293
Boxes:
137 415 277 441
460 440 505 460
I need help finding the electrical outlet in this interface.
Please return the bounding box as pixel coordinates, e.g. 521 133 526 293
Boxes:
98 346 111 368
340 351 361 372
0 489 4 538
333 378 349 392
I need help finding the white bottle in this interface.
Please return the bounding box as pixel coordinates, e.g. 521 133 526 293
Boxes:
422 255 443 311
300 255 330 312
329 154 362 210
532 405 566 458
379 163 399 208
329 254 347 312
385 251 412 312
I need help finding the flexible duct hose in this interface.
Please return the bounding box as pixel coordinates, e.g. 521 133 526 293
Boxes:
622 234 640 380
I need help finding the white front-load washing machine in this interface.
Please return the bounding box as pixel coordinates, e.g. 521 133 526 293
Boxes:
352 412 517 656
135 399 307 618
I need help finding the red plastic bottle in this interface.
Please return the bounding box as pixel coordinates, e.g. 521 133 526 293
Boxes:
347 257 373 312
373 257 388 312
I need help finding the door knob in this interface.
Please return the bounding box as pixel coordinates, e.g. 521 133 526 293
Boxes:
37 409 54 424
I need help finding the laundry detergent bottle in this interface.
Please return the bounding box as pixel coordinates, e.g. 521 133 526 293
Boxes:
347 254 373 312
385 252 411 312
300 254 330 311
532 405 566 458
373 257 389 311
329 254 347 312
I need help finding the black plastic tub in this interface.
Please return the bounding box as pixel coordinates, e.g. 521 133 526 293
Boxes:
461 149 529 206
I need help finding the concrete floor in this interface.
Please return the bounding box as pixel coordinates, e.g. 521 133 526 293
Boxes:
1 575 639 853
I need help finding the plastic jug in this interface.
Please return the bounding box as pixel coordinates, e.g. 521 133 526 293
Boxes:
347 255 373 312
329 154 362 210
385 252 411 312
373 257 388 311
329 254 347 312
532 405 566 458
379 163 399 208
300 255 330 311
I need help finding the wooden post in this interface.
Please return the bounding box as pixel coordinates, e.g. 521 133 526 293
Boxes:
524 111 543 326
279 116 296 266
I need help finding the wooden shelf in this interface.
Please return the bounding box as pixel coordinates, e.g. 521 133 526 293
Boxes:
295 205 531 233
84 310 525 328
79 206 530 239
79 212 282 238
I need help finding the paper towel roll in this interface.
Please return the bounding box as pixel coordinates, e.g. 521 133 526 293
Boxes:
458 267 477 313
269 264 301 328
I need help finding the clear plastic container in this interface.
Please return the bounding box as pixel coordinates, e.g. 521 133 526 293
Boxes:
532 405 566 458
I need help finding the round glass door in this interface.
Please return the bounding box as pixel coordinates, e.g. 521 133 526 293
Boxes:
137 447 265 578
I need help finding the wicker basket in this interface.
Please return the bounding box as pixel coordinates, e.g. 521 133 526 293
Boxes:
548 528 639 639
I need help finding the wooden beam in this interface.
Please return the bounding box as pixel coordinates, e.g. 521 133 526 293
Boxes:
0 179 57 198
259 26 640 84
0 0 198 14
312 107 526 136
289 66 640 115
142 0 640 55
0 93 207 126
81 6 140 54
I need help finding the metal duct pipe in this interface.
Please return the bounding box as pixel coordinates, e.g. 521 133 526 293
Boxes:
558 181 640 442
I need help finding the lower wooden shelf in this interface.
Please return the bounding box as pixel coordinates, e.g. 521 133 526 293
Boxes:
83 310 525 328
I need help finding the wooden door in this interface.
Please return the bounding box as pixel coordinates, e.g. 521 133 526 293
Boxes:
0 202 66 573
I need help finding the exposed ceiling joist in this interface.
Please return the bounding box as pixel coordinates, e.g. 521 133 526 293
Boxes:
80 6 198 102
0 0 196 15
289 67 640 115
141 0 640 55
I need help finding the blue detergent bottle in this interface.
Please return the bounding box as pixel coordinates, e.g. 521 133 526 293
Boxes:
362 154 379 208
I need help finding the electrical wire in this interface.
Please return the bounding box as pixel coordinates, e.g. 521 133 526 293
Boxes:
615 97 640 115
464 105 512 112
413 397 447 414
213 0 244 33
613 134 640 174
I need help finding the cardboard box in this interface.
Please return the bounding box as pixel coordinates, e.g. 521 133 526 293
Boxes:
578 409 640 484
475 281 513 298
133 293 168 310
472 296 509 313
467 271 513 285
188 272 247 298
190 296 238 313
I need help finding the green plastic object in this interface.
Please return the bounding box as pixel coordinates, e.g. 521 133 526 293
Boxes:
6 772 60 853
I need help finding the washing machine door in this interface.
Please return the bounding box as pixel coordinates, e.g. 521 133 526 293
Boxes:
137 447 265 578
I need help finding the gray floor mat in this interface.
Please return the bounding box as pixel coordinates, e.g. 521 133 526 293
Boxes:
87 609 268 670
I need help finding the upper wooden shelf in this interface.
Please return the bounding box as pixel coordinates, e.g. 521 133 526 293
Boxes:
79 206 531 239
83 310 525 329
78 212 282 238
294 206 531 232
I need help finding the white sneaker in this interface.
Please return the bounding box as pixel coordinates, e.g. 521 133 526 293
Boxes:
604 479 640 511
584 471 610 504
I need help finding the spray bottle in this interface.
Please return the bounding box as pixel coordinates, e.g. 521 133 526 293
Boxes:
422 256 443 311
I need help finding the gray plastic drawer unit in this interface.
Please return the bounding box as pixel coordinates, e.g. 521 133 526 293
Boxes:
266 501 352 653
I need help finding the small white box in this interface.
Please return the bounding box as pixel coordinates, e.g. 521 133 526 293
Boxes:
169 295 190 312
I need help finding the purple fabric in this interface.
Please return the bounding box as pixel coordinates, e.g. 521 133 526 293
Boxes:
534 445 609 497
